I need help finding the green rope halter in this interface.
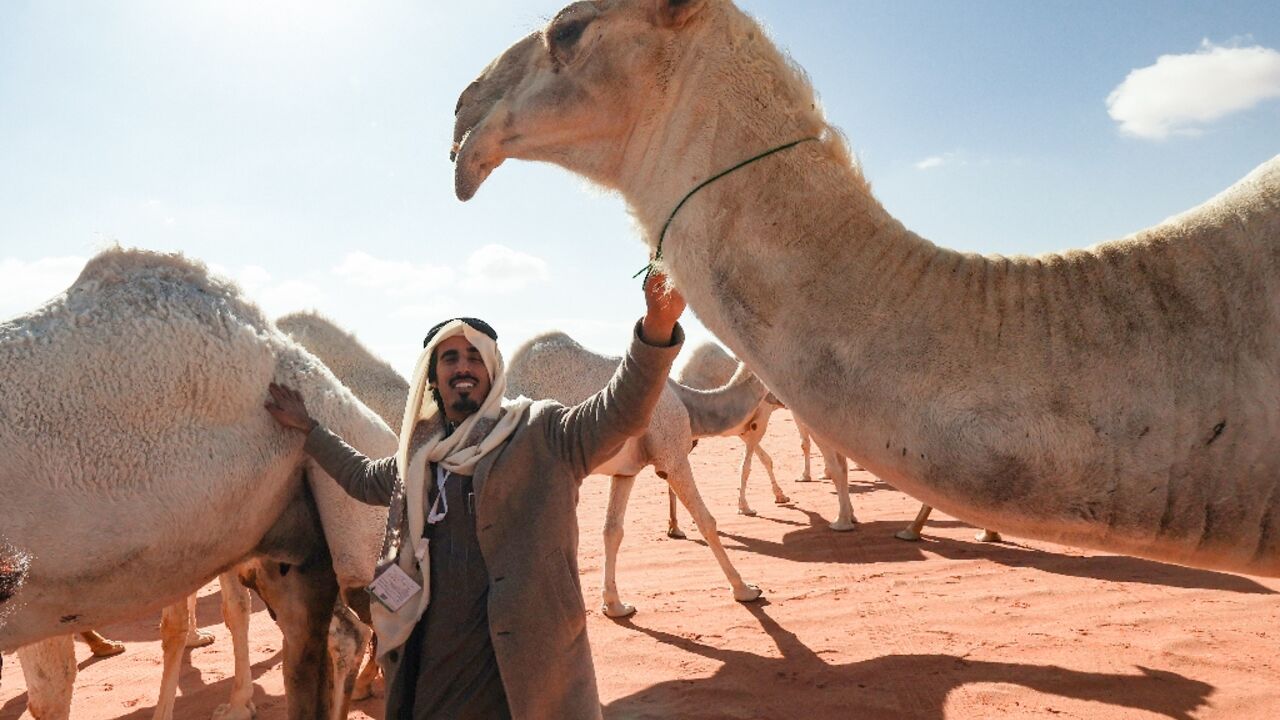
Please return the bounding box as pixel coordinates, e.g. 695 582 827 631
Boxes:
634 136 820 281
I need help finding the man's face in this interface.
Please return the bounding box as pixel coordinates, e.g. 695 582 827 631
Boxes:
431 334 493 423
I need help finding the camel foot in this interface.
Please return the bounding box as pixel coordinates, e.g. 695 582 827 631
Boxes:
602 602 637 619
976 530 1004 543
734 584 764 603
894 528 923 542
773 495 790 505
666 527 687 540
794 476 819 483
83 633 126 658
185 629 216 649
738 506 758 517
211 701 256 720
828 519 857 532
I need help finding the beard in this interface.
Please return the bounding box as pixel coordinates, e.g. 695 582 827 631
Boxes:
450 395 481 416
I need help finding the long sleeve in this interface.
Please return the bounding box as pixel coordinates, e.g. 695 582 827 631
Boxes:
304 424 400 507
548 319 684 477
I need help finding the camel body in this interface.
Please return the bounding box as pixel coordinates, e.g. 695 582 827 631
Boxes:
0 248 392 720
452 0 1280 577
507 330 762 616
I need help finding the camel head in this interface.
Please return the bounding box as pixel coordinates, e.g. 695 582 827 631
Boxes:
452 0 719 201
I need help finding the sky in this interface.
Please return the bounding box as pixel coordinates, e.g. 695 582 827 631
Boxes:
2 0 1278 377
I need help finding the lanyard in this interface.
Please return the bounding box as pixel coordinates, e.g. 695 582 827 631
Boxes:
426 464 450 525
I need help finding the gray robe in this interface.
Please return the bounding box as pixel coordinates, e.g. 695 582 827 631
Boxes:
305 322 683 719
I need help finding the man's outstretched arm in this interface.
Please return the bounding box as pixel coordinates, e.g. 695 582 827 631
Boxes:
265 383 399 506
550 272 686 477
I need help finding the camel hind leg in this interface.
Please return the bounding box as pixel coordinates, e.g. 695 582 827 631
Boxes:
329 602 371 720
212 568 256 720
602 474 639 618
751 442 789 506
17 635 75 720
660 459 762 603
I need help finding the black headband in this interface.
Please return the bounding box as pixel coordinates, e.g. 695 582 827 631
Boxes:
423 317 498 348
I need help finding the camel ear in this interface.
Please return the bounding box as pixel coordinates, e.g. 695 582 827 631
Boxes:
655 0 707 28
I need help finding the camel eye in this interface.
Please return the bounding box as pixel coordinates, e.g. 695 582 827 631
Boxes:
551 20 585 48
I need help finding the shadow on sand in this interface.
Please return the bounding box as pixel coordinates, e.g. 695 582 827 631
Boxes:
0 646 285 720
706 505 1273 595
606 603 1213 720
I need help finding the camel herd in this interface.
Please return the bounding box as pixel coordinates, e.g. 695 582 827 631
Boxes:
3 0 1278 718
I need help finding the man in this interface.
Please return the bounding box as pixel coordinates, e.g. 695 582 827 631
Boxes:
264 273 685 719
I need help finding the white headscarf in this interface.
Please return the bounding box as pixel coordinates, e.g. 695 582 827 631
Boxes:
398 319 532 547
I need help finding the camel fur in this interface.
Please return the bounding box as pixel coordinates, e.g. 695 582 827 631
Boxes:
507 330 762 618
0 247 393 719
453 0 1280 578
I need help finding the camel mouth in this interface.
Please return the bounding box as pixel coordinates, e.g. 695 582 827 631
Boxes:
453 131 500 202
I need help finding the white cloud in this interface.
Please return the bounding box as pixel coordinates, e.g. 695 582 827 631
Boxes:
1107 40 1280 140
915 152 966 171
0 255 88 320
226 264 324 317
459 244 550 293
333 246 550 298
332 251 451 297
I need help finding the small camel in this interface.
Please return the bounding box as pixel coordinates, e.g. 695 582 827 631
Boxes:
675 342 855 530
507 330 763 618
452 0 1280 579
1 247 392 720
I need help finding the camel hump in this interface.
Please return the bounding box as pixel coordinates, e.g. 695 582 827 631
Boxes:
58 246 272 336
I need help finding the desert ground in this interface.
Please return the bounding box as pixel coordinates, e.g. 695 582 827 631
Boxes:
3 410 1278 719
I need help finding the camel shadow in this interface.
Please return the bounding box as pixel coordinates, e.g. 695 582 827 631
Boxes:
606 605 1213 719
0 646 286 720
716 506 1274 595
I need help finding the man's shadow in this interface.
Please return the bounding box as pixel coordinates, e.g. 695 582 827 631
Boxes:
606 604 1212 719
711 506 1273 595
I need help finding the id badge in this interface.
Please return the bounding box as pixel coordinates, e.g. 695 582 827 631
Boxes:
367 563 422 612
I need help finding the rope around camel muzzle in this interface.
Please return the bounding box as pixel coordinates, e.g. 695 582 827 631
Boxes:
635 136 821 282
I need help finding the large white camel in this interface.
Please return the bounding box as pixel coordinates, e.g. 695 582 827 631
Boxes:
507 330 764 617
0 247 393 719
451 0 1280 578
680 342 1001 541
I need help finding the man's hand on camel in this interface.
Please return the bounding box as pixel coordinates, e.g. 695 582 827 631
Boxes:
265 382 318 433
641 271 685 346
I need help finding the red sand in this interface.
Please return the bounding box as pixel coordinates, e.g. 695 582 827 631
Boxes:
4 410 1278 719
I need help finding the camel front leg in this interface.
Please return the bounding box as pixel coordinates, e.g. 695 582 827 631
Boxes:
736 441 758 517
352 634 383 700
823 449 856 532
796 423 815 482
212 569 256 720
17 635 76 720
329 602 371 720
272 559 339 720
660 460 762 603
185 591 215 649
602 474 638 618
153 596 191 720
665 488 685 539
895 504 933 541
